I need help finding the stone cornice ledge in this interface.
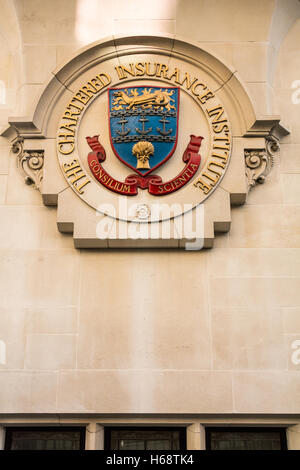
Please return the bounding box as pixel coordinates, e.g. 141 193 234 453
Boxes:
1 118 42 140
245 116 290 139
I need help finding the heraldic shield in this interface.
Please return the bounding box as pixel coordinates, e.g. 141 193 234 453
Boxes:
108 86 180 176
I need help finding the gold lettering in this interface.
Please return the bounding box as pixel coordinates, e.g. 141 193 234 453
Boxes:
207 162 223 178
95 73 111 87
74 178 90 194
214 135 230 143
213 144 229 151
135 62 145 76
198 90 214 104
115 66 126 80
194 178 212 194
202 171 219 184
206 105 227 124
156 63 169 78
211 152 229 164
63 160 80 173
62 110 79 122
145 62 157 76
63 160 90 193
67 102 83 113
68 169 85 183
72 91 90 105
58 132 74 140
87 79 100 91
213 122 229 133
92 163 101 173
166 67 180 83
59 143 74 155
59 123 76 134
123 184 131 193
58 125 75 155
119 63 136 78
208 160 226 170
68 171 83 184
80 85 97 97
191 81 206 95
180 72 197 90
178 175 187 185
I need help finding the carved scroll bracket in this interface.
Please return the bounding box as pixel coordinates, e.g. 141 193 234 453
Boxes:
245 134 280 190
11 136 44 191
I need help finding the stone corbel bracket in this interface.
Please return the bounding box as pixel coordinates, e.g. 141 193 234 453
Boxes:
245 147 272 189
244 120 289 191
11 135 44 191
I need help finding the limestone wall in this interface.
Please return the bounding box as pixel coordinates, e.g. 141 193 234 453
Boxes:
0 0 299 445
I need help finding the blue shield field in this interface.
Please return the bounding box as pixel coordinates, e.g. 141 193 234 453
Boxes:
108 86 180 176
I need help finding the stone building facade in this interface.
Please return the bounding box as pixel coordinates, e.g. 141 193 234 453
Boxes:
0 0 300 451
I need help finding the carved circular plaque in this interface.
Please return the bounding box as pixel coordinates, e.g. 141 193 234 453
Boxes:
56 49 232 223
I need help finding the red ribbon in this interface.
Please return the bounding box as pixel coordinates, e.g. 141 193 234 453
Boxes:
86 135 203 196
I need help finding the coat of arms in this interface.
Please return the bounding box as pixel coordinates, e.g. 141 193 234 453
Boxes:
108 86 179 175
86 85 203 196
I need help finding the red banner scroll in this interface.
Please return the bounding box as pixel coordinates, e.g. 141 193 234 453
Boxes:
86 135 203 196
